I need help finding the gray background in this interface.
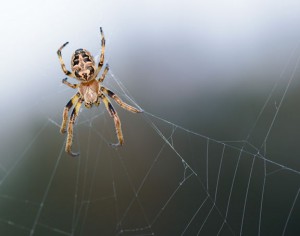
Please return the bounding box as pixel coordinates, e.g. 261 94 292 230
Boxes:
0 0 300 235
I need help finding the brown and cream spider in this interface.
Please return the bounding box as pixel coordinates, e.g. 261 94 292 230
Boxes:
57 27 143 156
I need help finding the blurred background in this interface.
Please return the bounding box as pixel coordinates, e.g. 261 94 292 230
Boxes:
0 0 300 235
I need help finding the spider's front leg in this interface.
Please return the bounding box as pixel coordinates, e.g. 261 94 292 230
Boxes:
57 42 75 78
100 94 124 146
66 98 83 156
60 93 80 134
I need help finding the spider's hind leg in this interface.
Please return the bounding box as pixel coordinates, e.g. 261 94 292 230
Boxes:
57 42 75 78
97 64 109 83
94 27 106 77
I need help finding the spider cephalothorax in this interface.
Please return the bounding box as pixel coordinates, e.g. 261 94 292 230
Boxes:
57 27 143 156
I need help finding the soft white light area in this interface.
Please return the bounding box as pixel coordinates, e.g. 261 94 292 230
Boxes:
1 0 300 113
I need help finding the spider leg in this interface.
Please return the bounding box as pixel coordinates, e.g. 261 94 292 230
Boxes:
94 27 106 77
100 86 143 113
57 42 75 78
66 98 83 156
62 78 79 89
100 94 124 146
60 92 80 134
97 64 109 83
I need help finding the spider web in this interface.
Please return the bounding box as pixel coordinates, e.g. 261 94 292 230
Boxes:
0 46 300 236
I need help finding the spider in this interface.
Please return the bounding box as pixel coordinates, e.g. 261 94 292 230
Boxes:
57 27 143 156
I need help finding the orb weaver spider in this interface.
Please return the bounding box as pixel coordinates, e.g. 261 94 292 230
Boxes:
57 27 143 156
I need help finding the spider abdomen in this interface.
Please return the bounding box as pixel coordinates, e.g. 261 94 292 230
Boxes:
71 49 96 81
